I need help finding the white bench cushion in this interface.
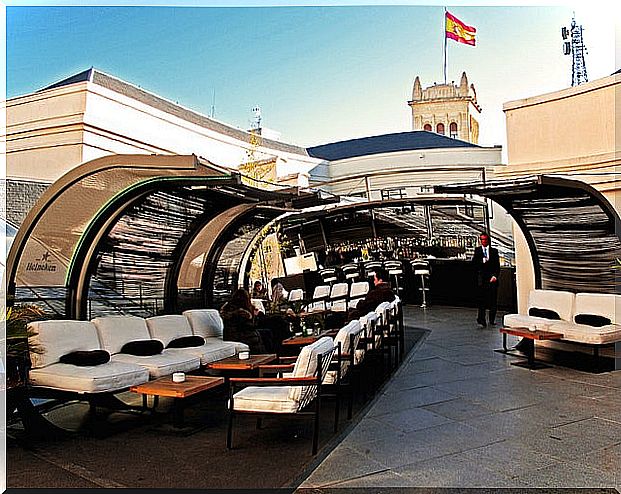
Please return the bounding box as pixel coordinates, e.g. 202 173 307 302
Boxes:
547 321 621 345
183 309 223 338
503 313 558 330
174 339 237 366
232 386 298 413
29 361 149 393
146 315 193 347
29 320 103 369
111 349 200 378
92 316 152 354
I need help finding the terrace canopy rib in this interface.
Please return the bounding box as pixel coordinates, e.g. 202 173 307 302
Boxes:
7 154 317 319
436 175 621 294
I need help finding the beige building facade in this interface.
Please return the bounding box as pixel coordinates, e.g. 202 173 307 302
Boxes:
3 69 321 225
497 71 620 311
408 72 481 144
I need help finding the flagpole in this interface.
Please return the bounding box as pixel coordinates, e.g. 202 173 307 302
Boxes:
443 7 447 84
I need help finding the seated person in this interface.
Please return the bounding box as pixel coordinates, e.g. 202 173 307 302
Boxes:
220 288 271 354
251 280 268 300
270 278 289 309
348 267 396 320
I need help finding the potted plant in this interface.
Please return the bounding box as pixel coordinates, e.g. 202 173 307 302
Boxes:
3 303 44 390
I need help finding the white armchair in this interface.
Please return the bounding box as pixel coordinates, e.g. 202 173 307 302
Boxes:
226 336 337 455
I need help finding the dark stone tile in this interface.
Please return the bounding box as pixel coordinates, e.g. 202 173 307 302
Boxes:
422 397 496 420
301 446 388 488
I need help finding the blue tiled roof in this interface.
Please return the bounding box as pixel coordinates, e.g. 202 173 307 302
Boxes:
39 68 94 91
307 131 478 161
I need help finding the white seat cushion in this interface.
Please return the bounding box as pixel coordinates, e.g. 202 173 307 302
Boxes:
146 315 193 347
29 361 149 393
547 321 621 345
503 313 557 330
183 309 224 338
111 349 200 378
28 320 103 369
175 339 237 366
232 386 298 413
92 316 152 354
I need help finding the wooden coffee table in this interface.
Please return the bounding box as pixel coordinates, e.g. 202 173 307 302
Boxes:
130 375 224 428
499 327 564 369
206 353 277 371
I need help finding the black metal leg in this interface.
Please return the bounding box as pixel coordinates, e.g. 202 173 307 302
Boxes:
527 339 535 367
503 333 508 352
172 399 185 428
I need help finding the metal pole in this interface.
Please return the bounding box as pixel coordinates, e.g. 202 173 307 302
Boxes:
443 7 448 84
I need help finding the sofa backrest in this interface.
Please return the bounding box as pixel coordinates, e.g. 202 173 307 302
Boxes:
574 293 621 325
146 315 194 347
182 309 223 338
92 315 151 354
528 289 575 322
28 320 102 369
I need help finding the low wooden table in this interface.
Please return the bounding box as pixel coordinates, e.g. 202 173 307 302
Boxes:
130 375 224 428
499 327 564 369
206 353 277 371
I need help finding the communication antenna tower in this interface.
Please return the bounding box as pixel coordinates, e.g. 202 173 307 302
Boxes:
561 14 588 86
250 106 262 130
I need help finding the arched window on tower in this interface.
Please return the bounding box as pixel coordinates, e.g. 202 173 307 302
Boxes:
436 123 445 135
423 123 432 131
449 122 458 139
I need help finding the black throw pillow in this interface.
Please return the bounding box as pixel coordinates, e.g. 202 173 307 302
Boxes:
574 314 611 327
120 339 164 356
167 335 205 348
528 307 561 320
60 350 110 366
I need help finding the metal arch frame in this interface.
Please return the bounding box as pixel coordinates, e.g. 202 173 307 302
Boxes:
66 175 241 319
5 154 208 302
199 205 290 307
163 203 279 312
436 174 621 291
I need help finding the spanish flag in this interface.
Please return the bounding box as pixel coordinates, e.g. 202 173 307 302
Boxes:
445 11 476 46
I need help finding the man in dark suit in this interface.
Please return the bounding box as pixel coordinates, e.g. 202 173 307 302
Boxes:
472 233 500 327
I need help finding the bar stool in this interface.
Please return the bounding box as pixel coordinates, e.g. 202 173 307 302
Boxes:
383 260 404 296
411 260 430 308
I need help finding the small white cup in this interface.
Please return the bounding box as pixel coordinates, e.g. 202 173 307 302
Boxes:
528 325 537 332
238 351 250 360
172 372 186 383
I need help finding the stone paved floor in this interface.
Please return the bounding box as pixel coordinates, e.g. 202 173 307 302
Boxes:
300 305 621 490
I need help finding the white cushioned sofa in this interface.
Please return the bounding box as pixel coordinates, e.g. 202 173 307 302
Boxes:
183 309 250 353
92 315 200 378
503 289 621 347
146 314 238 366
28 320 149 393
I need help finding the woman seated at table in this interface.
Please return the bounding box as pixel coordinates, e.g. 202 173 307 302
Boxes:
220 288 272 354
251 280 268 300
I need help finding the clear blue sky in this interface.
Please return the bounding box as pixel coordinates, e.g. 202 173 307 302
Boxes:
5 1 619 150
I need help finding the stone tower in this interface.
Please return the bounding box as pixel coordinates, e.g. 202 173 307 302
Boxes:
408 72 481 144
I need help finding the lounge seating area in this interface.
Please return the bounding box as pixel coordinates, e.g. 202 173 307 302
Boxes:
503 289 621 354
12 296 407 457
